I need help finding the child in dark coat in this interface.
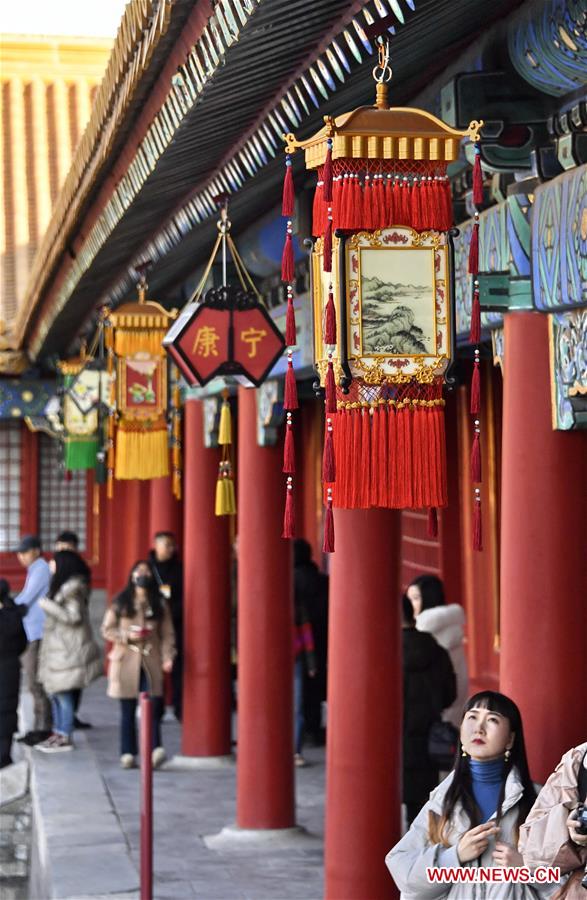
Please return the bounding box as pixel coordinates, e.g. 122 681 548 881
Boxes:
0 579 28 767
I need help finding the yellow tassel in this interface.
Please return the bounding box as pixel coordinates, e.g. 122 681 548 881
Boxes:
113 330 167 357
215 463 236 515
115 426 169 479
218 401 232 446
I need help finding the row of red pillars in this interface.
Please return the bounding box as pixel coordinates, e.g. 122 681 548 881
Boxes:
107 311 587 899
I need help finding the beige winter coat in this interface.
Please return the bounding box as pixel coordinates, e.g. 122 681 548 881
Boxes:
101 598 175 699
38 577 102 695
416 604 469 728
386 767 560 899
520 743 587 900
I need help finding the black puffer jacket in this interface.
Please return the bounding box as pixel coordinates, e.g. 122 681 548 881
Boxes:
402 627 456 804
0 599 28 739
148 551 183 631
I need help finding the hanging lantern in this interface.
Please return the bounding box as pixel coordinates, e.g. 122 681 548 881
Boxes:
281 40 482 536
164 200 285 388
57 335 111 473
164 196 285 518
105 277 177 493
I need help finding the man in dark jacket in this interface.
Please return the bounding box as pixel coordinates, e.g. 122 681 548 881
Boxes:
149 532 183 720
0 580 28 767
402 594 457 825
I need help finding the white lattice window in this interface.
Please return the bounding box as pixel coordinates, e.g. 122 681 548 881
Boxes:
38 435 88 552
0 422 22 553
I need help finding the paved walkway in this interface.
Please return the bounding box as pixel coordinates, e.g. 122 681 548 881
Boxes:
29 678 325 899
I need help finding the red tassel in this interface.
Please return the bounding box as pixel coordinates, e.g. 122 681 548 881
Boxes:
324 288 336 344
323 418 335 483
323 217 332 273
325 359 337 414
473 148 483 206
427 507 438 538
469 287 481 344
468 221 479 275
284 357 298 410
339 174 349 229
281 226 295 282
323 140 333 203
471 426 481 483
359 409 371 508
385 175 394 227
473 491 482 551
411 178 423 231
332 176 342 231
282 478 295 539
353 174 363 230
283 414 295 474
470 354 481 415
442 177 453 231
400 178 411 226
421 177 431 231
312 181 324 237
392 178 402 225
282 158 295 216
323 490 335 553
285 289 296 346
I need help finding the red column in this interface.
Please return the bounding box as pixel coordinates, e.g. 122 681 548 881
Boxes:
148 476 182 544
105 481 152 599
325 508 402 899
500 312 587 782
236 386 294 828
181 399 232 756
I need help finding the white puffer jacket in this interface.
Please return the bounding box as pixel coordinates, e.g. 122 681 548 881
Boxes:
416 604 468 728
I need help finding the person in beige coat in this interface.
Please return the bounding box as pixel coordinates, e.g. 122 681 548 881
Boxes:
36 551 102 753
520 742 587 899
386 690 560 899
101 560 175 770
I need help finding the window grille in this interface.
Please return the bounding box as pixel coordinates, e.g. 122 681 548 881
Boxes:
38 435 87 552
0 422 22 553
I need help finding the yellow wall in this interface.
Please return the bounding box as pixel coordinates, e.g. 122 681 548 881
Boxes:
0 35 112 331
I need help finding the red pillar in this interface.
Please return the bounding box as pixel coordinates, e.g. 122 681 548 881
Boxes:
500 312 587 782
105 481 149 598
148 476 182 545
181 399 232 757
236 387 294 828
325 508 402 900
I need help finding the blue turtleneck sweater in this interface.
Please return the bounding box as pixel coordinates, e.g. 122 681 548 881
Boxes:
469 758 505 822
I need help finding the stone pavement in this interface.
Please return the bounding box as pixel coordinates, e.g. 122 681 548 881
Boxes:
28 678 325 899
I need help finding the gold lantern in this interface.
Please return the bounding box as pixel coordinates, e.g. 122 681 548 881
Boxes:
104 278 178 495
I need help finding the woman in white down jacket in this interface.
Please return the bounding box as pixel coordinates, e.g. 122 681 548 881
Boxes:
386 690 560 899
407 575 468 727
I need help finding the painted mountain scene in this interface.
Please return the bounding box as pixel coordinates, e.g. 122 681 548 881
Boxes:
360 248 435 355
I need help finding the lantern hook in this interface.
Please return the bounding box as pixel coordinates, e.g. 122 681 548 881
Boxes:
372 38 392 109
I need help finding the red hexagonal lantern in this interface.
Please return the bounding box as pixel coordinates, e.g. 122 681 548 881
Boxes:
163 285 285 388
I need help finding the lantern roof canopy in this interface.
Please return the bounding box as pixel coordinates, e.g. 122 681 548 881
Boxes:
284 85 482 167
108 293 177 330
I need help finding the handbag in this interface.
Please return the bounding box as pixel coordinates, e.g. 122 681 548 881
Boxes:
427 720 459 770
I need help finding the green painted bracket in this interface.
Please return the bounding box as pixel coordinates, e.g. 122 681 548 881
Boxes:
478 273 533 312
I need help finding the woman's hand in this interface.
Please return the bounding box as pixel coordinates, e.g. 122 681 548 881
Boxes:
162 659 173 674
457 823 499 863
493 842 523 867
567 810 587 847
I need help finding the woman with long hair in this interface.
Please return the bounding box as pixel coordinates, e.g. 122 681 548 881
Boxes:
36 551 101 752
387 691 558 898
406 574 468 727
101 561 175 769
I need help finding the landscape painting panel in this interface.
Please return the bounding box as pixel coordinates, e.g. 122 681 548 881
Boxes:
360 248 435 355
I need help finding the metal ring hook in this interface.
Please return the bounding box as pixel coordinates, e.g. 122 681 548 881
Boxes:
372 38 392 83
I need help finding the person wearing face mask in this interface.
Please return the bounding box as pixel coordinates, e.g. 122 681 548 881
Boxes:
386 691 559 899
101 561 176 770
